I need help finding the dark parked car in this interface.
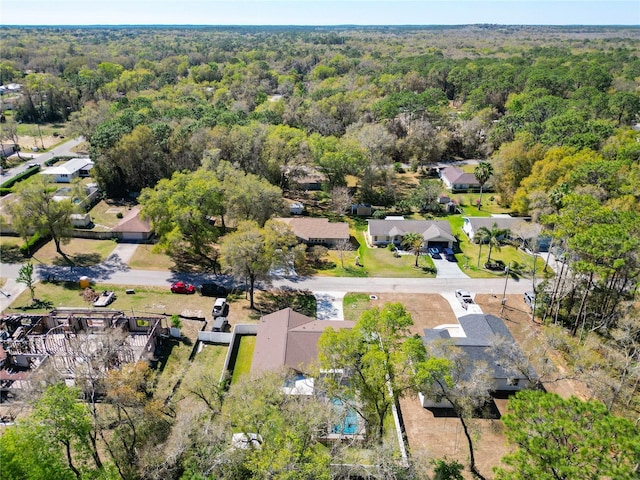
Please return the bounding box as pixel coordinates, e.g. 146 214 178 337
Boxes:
199 283 227 297
443 247 456 261
170 281 196 294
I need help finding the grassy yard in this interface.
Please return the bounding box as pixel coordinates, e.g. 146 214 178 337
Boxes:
352 228 437 278
87 200 137 231
343 292 371 321
4 281 218 316
153 318 206 403
31 238 117 266
447 214 550 279
0 236 25 264
128 243 176 271
230 335 256 384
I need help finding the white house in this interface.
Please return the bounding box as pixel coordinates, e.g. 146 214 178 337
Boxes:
41 158 94 183
367 219 456 250
462 215 549 251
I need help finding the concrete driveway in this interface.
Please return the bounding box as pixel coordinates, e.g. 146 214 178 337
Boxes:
433 256 470 279
314 291 345 320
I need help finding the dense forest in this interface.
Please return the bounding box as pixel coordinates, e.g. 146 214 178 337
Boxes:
1 25 640 480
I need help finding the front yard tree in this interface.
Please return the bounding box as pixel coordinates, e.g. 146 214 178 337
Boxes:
140 169 224 262
495 390 640 480
475 222 509 267
474 161 494 210
402 232 424 267
16 262 36 301
7 175 76 259
220 219 296 309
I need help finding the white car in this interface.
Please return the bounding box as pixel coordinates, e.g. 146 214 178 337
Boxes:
455 289 474 309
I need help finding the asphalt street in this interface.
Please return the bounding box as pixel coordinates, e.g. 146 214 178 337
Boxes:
0 257 536 313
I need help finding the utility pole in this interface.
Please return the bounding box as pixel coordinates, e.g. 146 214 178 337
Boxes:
500 263 509 316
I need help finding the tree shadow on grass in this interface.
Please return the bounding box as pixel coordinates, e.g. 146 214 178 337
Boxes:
53 252 102 267
168 248 220 274
0 245 25 264
16 298 54 311
256 288 317 317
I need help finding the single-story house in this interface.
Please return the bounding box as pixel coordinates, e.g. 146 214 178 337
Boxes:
274 217 350 248
420 313 537 408
41 158 94 183
367 219 456 250
112 206 153 242
250 309 365 439
462 215 549 251
440 166 482 192
251 308 355 375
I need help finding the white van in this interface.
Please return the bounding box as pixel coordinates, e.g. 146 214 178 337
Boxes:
212 298 228 317
524 291 536 311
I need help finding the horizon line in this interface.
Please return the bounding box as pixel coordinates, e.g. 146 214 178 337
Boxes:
2 23 639 28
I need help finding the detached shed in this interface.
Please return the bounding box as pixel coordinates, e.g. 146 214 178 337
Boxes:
70 213 92 228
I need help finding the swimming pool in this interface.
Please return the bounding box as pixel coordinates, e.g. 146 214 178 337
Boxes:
331 398 359 435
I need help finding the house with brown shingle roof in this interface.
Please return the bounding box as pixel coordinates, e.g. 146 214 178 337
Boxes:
251 308 355 375
274 217 350 248
440 166 481 192
112 206 153 242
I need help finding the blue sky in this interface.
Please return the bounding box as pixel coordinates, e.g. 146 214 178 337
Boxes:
2 1 639 26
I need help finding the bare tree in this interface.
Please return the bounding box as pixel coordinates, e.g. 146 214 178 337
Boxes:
331 186 352 216
334 238 354 269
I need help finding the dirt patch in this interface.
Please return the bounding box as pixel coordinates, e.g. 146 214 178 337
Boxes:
371 293 508 478
16 134 59 153
368 292 455 336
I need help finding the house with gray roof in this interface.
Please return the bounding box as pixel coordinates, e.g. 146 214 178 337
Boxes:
366 219 456 250
420 313 537 408
440 166 482 192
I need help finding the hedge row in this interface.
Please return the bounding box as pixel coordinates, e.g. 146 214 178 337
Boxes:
19 232 51 257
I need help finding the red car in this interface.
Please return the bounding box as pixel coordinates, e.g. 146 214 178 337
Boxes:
170 281 196 294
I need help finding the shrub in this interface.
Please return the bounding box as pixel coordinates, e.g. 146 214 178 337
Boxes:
19 233 50 257
116 212 124 219
0 166 40 189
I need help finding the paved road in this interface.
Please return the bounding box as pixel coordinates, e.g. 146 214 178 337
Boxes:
0 137 84 182
0 257 535 313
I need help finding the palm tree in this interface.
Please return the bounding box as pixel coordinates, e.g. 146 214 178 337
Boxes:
402 232 424 267
474 161 494 210
475 223 510 266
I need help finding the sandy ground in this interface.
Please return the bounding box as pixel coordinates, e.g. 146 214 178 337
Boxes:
370 292 582 479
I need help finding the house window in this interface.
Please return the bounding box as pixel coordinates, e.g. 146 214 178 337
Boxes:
507 378 519 386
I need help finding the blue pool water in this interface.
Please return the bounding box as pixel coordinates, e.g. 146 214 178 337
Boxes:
331 398 358 435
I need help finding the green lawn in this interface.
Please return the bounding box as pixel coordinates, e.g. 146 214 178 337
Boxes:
4 281 216 316
230 335 256 384
352 228 436 278
343 292 371 321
